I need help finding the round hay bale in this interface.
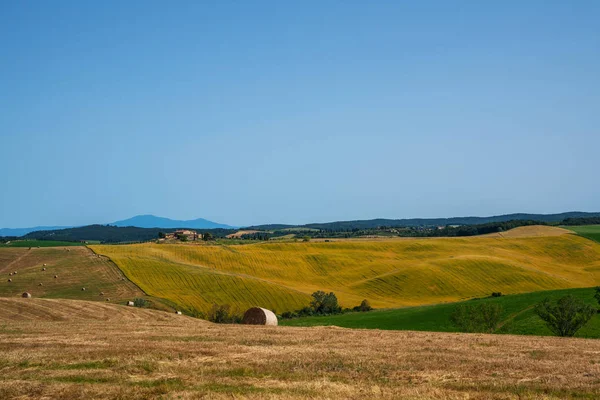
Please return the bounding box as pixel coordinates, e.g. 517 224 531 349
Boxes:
9 273 12 276
42 268 46 271
242 307 278 326
99 292 104 296
54 275 58 279
175 311 182 315
39 283 43 286
22 292 31 298
127 301 134 306
106 298 110 301
7 279 12 283
13 271 17 275
81 287 86 291
43 264 47 266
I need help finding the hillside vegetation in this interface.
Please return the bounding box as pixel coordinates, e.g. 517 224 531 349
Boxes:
1 298 599 399
282 287 600 338
91 226 600 314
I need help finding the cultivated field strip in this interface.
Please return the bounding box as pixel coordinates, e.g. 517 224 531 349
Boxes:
92 226 600 313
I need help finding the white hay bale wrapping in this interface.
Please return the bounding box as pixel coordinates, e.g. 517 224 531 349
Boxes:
127 301 134 306
22 292 31 298
175 311 182 315
242 307 278 326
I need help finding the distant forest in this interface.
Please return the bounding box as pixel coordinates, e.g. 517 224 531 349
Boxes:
1 213 598 244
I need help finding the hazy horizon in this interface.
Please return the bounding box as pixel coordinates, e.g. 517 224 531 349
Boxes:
2 1 599 228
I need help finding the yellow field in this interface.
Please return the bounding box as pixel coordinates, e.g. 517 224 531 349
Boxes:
89 226 600 314
1 298 599 399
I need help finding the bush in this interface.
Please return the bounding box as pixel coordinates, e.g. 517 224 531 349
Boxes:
207 304 241 323
491 292 502 298
353 299 373 312
133 298 148 308
310 291 341 315
535 295 595 337
451 303 503 333
302 236 311 242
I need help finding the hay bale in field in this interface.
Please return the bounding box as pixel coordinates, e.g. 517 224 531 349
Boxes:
127 301 134 306
81 287 86 291
9 273 12 276
54 275 58 279
42 267 46 271
242 307 278 326
13 271 17 275
39 283 43 286
99 292 104 296
7 279 12 283
106 298 110 301
175 311 182 315
22 292 31 298
43 264 47 266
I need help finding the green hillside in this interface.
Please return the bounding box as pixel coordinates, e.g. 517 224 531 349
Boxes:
281 287 600 338
566 225 600 243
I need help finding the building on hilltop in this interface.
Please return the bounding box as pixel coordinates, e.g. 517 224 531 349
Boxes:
165 230 200 241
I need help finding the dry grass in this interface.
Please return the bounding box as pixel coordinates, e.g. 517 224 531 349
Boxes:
91 226 600 313
0 298 599 399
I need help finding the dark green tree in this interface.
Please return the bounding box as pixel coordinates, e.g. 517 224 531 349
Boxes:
310 291 341 314
203 232 214 241
535 295 595 337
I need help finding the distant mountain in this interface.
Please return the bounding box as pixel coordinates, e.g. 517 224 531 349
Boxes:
0 226 71 237
111 214 236 229
246 211 600 231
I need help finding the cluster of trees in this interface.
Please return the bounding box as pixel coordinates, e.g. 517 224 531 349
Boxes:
24 225 236 244
561 217 600 226
281 291 372 319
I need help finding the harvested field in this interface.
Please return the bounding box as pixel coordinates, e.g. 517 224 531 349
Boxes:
0 298 599 399
0 247 149 305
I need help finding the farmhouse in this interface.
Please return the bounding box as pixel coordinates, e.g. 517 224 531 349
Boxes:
165 230 200 241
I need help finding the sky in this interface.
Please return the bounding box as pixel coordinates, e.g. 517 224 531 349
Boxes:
1 1 599 228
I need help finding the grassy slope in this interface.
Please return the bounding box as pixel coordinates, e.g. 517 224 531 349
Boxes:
281 287 600 338
91 226 600 314
0 246 166 308
566 225 600 243
1 298 600 399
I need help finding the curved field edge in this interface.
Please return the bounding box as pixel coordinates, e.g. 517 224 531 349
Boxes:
566 225 600 243
281 287 600 338
90 227 600 314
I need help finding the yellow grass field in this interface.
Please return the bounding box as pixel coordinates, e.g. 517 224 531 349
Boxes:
91 226 600 314
1 298 599 399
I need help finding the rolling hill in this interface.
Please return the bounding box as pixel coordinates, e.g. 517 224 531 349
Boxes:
0 246 168 309
91 226 600 315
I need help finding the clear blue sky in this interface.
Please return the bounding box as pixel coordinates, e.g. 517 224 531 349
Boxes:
1 1 599 228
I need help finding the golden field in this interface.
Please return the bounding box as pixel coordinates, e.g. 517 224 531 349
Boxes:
91 226 600 314
0 298 599 399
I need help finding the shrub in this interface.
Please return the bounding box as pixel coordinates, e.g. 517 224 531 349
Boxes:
353 299 373 312
491 292 502 298
207 304 241 324
534 295 595 337
133 298 148 308
451 303 503 333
